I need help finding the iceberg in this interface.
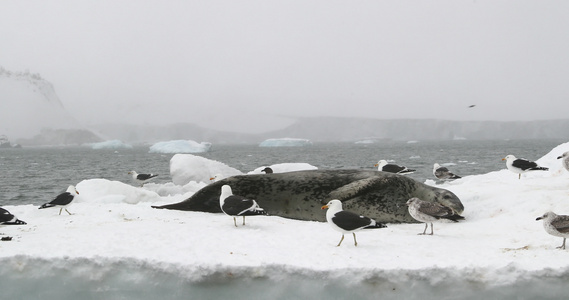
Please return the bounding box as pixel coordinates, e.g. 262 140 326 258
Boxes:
88 139 133 150
149 140 212 154
259 138 312 147
355 139 375 144
170 153 242 185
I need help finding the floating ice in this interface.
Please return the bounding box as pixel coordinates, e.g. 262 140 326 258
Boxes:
355 140 375 144
88 139 133 150
149 140 212 154
259 138 312 147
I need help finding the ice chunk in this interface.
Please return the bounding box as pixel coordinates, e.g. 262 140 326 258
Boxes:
149 140 212 153
170 154 242 185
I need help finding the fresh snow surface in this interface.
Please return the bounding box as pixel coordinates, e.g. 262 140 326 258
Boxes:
148 140 212 153
87 139 133 150
2 143 569 299
259 138 312 147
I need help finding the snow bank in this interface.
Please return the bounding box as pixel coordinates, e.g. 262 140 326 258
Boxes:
88 139 133 150
169 153 242 185
259 138 312 147
247 163 318 174
2 142 569 299
149 140 212 153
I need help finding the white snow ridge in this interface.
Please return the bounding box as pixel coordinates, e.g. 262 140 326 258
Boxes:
3 142 569 299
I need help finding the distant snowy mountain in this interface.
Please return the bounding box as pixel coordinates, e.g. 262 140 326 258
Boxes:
265 117 569 142
0 67 82 139
90 117 569 145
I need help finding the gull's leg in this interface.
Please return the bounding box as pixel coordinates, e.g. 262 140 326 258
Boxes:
336 234 345 247
558 238 566 249
418 223 428 235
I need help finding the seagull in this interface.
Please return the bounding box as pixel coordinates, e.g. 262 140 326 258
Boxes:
261 167 273 174
128 171 158 186
557 151 569 172
536 211 569 249
374 160 415 175
39 185 78 215
433 163 461 181
406 197 464 235
321 199 386 246
219 185 267 227
0 207 26 226
502 155 549 179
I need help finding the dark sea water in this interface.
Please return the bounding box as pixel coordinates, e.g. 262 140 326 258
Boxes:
1 139 566 206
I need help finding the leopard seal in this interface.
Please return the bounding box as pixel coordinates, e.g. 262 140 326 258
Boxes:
152 169 464 223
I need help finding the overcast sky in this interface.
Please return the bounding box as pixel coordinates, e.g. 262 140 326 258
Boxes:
1 1 569 133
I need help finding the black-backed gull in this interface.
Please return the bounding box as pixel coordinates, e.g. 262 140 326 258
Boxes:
39 185 78 215
219 185 267 227
0 207 26 226
321 199 386 246
374 160 415 175
128 171 158 186
502 155 548 179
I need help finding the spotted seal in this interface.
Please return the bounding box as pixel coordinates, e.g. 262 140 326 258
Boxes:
152 169 464 223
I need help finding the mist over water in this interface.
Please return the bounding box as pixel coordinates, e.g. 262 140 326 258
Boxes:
1 139 564 206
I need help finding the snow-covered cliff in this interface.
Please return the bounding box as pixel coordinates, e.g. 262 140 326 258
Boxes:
0 67 80 139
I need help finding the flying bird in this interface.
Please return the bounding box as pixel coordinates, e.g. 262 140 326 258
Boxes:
321 199 386 246
39 185 78 215
536 211 569 249
219 185 267 227
502 155 549 179
557 151 569 172
406 197 464 235
0 207 26 226
468 105 476 108
374 160 415 175
433 163 461 181
128 171 158 186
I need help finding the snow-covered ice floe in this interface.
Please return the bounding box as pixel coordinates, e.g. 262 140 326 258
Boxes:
3 143 569 299
259 138 312 147
149 140 212 153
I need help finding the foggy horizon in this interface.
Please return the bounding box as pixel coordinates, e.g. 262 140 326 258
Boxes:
2 1 569 134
